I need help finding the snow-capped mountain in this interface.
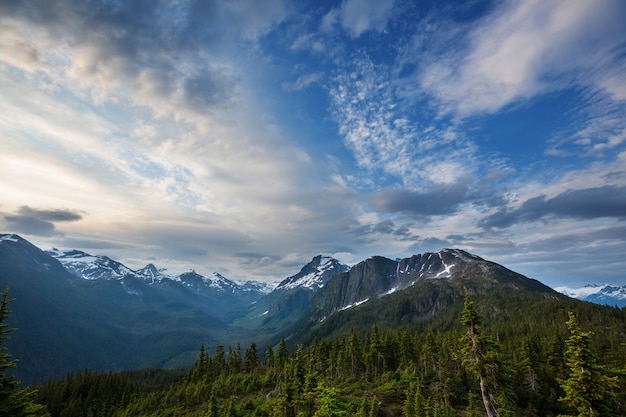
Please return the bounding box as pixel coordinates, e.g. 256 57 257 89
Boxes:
136 263 174 283
46 247 269 296
554 284 626 307
234 255 350 329
179 270 240 294
47 248 135 280
240 280 275 294
275 255 351 291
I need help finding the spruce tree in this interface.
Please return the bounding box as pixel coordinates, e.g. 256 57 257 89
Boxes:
557 311 618 417
0 287 48 416
460 290 511 417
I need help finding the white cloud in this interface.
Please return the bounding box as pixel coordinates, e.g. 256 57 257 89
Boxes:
283 72 323 91
418 0 626 116
340 0 395 37
329 55 477 187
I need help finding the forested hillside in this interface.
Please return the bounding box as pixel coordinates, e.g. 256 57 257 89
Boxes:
32 294 626 417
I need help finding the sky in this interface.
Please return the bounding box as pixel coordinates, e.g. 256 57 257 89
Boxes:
1 0 625 288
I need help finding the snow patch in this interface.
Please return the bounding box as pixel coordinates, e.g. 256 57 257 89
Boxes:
435 262 454 278
340 298 369 311
0 234 18 242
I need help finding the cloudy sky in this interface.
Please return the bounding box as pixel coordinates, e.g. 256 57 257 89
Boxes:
1 0 625 287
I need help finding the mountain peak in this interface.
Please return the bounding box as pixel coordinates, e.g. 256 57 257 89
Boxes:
0 233 21 243
46 248 133 280
275 255 350 291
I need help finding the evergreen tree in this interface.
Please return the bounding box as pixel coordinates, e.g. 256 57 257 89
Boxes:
460 290 511 417
0 288 48 417
244 342 259 373
557 312 618 417
313 384 347 417
205 387 220 417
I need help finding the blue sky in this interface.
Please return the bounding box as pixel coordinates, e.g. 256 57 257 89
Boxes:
1 0 625 287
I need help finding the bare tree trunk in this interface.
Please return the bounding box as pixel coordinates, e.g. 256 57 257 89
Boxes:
479 376 499 417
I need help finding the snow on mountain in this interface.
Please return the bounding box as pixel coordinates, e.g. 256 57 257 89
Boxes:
240 280 276 294
136 263 176 283
46 247 268 295
554 284 626 307
0 234 19 243
47 249 134 280
275 255 350 291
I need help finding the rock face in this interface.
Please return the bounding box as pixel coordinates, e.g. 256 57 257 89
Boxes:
234 255 350 330
306 249 560 322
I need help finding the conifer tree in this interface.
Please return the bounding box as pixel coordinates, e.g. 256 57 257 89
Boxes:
205 387 220 417
460 290 511 417
313 384 347 417
0 288 48 416
557 311 618 417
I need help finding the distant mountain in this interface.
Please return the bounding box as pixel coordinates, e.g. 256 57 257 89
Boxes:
46 248 136 281
233 255 350 331
554 284 626 307
0 234 262 382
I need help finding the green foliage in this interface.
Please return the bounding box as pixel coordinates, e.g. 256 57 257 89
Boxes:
557 312 619 417
33 294 626 417
0 287 48 416
460 290 513 417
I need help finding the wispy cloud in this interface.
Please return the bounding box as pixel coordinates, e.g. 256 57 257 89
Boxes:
328 54 477 188
415 0 626 117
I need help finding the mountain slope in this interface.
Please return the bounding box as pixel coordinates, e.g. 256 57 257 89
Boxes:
0 234 234 382
289 249 567 344
233 255 349 331
46 248 267 321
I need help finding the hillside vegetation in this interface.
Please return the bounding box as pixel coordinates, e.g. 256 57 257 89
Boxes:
31 293 626 417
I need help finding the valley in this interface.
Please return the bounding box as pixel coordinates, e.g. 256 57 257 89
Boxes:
1 233 625 416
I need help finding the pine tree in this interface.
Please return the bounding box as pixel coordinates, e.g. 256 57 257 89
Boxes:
460 290 511 417
205 387 220 417
0 288 48 416
557 311 618 417
313 384 347 417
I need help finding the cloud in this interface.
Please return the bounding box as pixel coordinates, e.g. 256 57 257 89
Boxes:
329 54 477 187
339 0 395 37
282 72 323 92
416 0 626 116
479 185 626 229
370 185 469 217
0 0 289 121
3 206 82 236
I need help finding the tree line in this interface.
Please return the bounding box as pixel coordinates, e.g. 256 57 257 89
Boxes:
1 286 625 416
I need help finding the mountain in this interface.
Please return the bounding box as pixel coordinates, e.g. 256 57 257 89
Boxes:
554 284 626 307
288 248 567 344
45 247 272 311
0 234 260 383
46 248 137 280
5 233 619 387
233 255 350 331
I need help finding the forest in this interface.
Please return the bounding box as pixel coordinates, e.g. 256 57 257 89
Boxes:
4 288 625 417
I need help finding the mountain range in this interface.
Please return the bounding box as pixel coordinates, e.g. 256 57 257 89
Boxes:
554 283 626 307
0 232 623 384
